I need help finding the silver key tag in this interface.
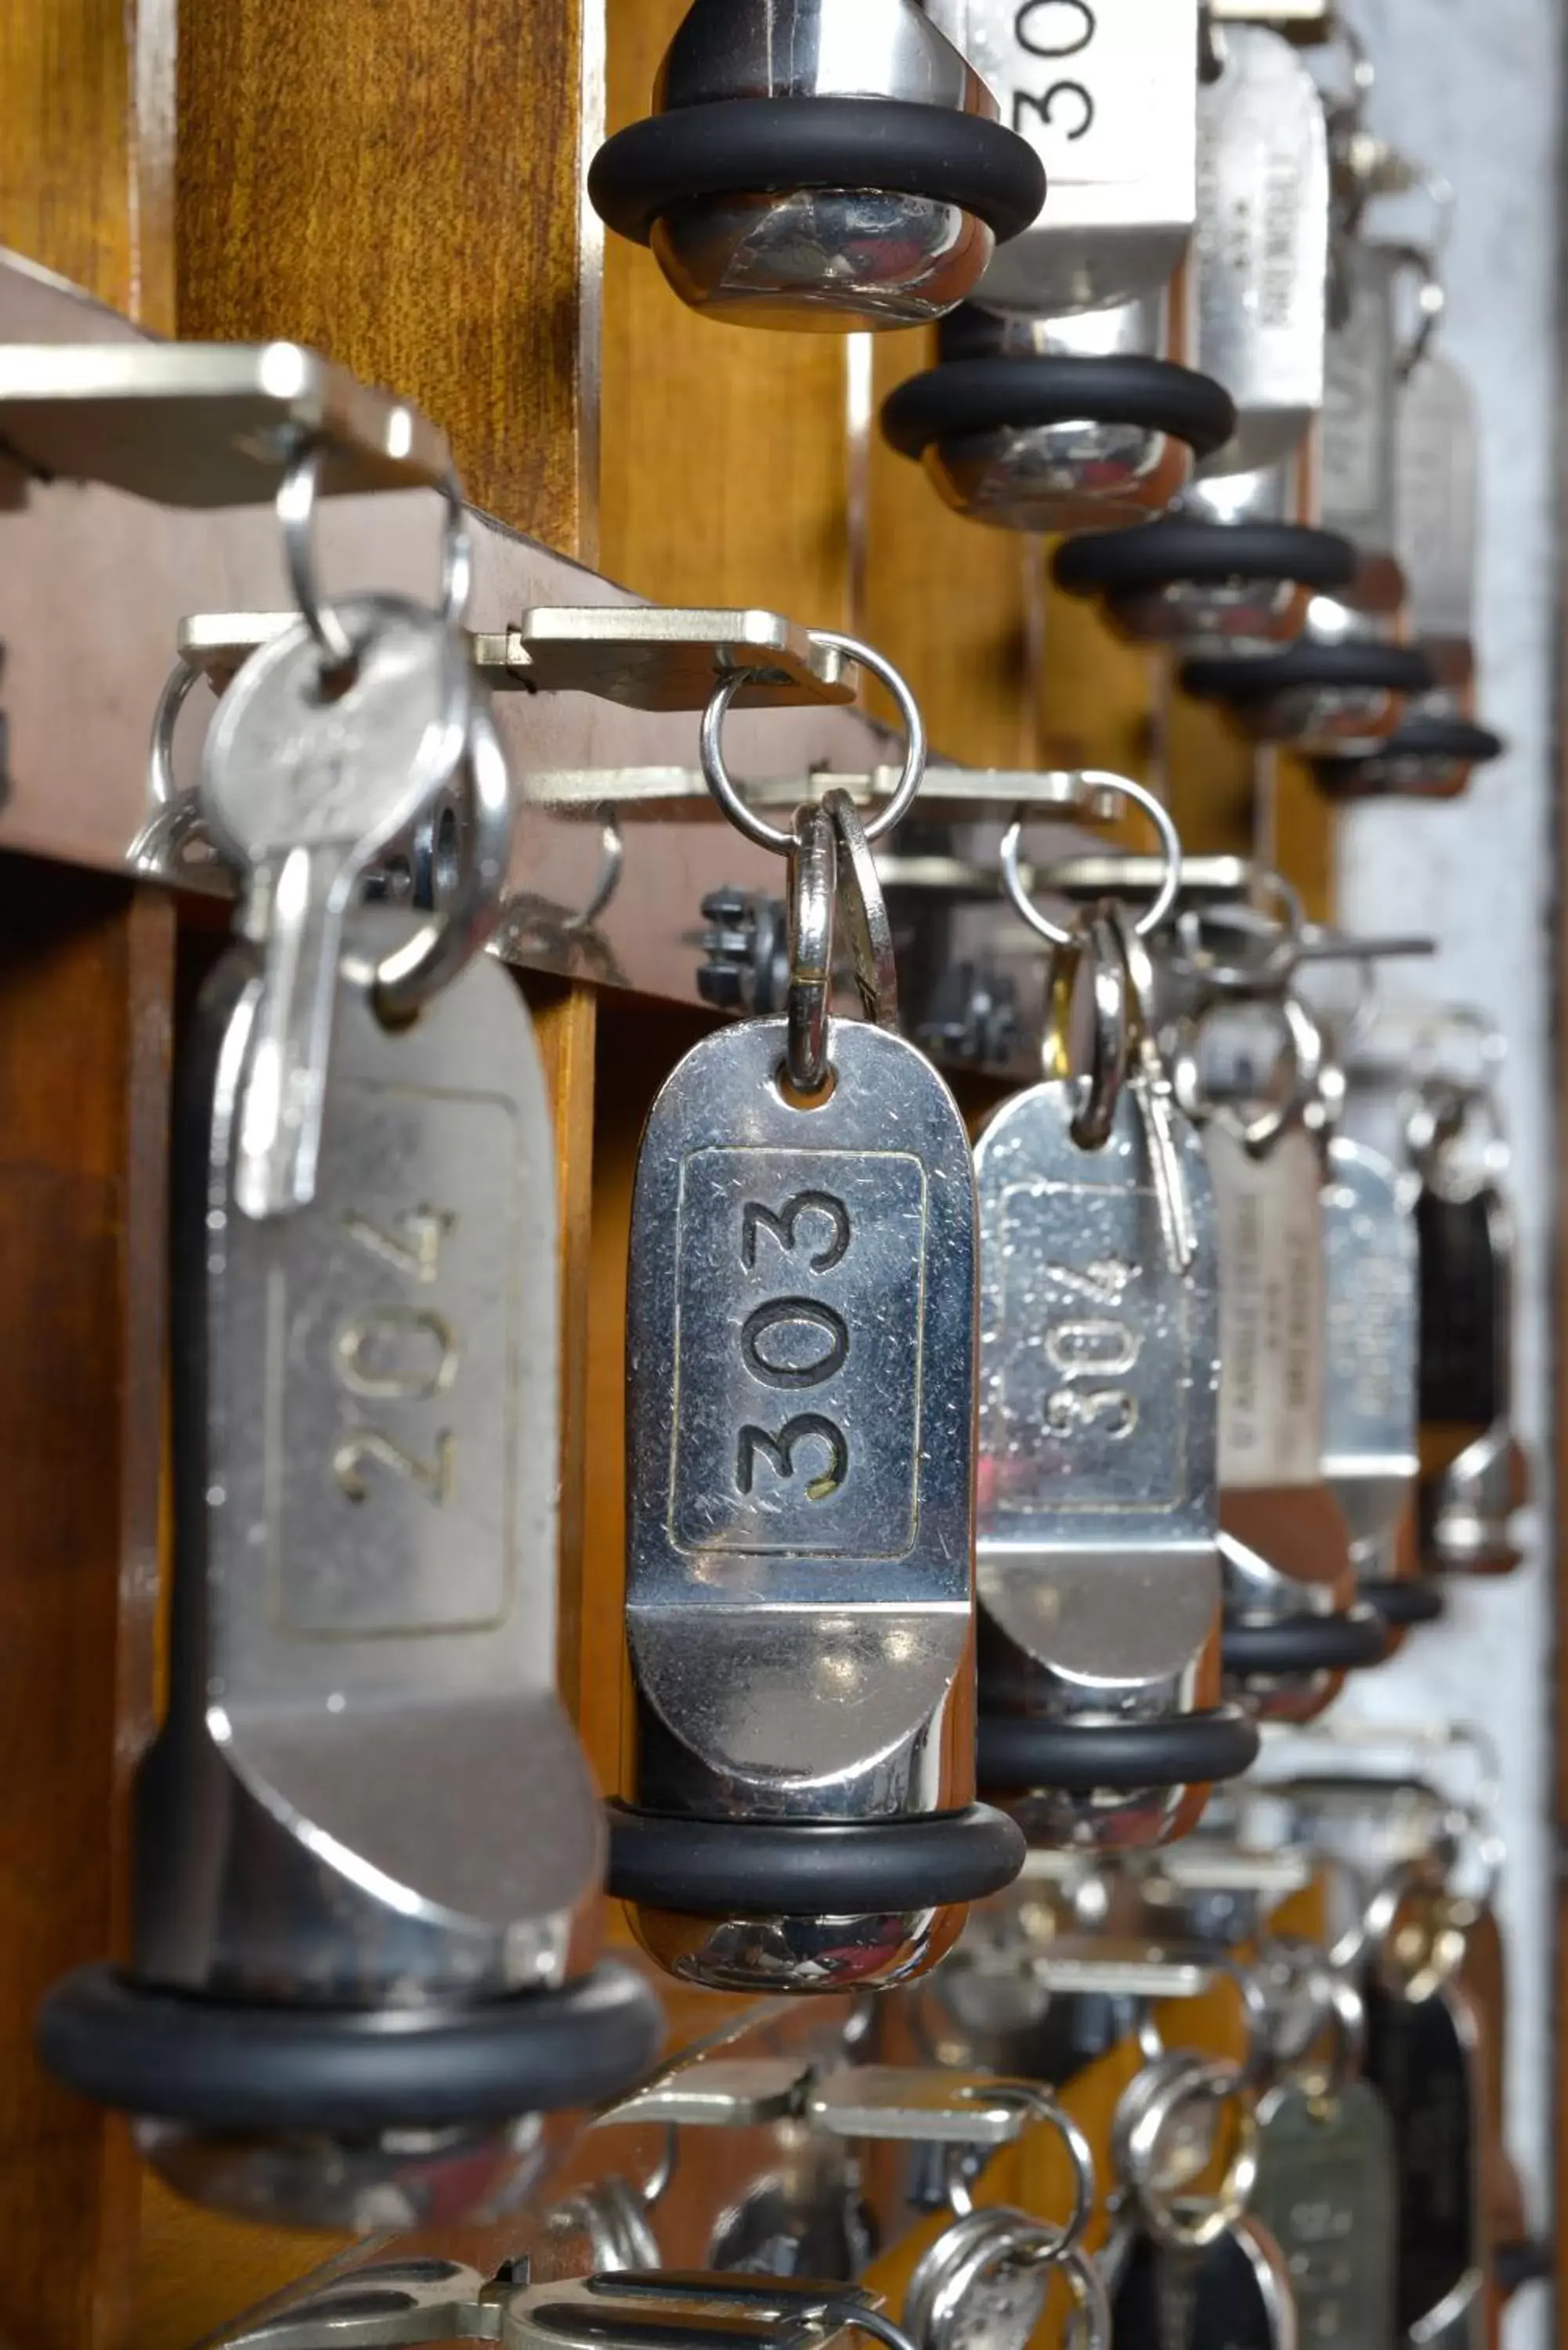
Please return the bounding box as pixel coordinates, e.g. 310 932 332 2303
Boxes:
974 1070 1229 1849
1108 2216 1296 2350
616 1011 989 1989
1249 2081 1396 2350
924 0 1198 313
1194 24 1330 477
139 931 604 2003
1396 350 1477 674
1321 237 1400 560
1321 1139 1418 1578
201 592 471 1221
1365 1979 1487 2347
1207 1119 1356 1618
908 2207 1108 2350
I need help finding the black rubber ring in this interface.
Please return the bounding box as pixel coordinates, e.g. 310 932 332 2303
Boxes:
36 1959 663 2132
977 1706 1259 1795
1495 2240 1554 2294
1357 1575 1447 1627
605 1803 1024 1915
1053 521 1357 598
1312 712 1507 800
880 355 1237 463
1223 1607 1388 1675
1181 638 1435 706
587 98 1046 246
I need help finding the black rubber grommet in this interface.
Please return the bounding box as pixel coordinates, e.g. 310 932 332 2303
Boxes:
1495 2240 1553 2294
36 1960 663 2133
1312 712 1507 799
1181 638 1435 706
977 1705 1259 1795
605 1802 1024 1915
587 98 1046 246
1358 1575 1447 1627
880 355 1237 462
1223 1607 1388 1676
1053 521 1357 599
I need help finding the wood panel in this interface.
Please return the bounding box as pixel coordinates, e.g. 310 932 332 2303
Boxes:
599 0 851 620
176 0 594 546
0 863 173 2350
0 0 176 332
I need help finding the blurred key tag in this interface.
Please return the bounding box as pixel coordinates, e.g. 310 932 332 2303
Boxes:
1365 1982 1487 2347
1396 352 1477 657
1195 24 1330 470
1321 1140 1418 1572
976 1075 1221 1693
1249 2083 1395 2350
1322 237 1399 551
1108 2217 1296 2349
1208 1124 1324 1491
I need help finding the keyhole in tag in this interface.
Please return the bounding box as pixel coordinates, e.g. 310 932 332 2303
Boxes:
775 1059 838 1112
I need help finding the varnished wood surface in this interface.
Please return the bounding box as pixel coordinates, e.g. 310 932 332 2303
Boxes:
0 863 173 2350
177 0 593 547
0 0 176 333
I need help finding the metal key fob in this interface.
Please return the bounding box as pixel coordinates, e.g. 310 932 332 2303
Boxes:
1321 1138 1418 1583
1109 2216 1297 2349
1206 1119 1366 1719
39 930 660 2229
974 1070 1250 1852
1366 1979 1488 2348
1249 2081 1396 2350
1194 23 1329 480
609 1010 1021 1991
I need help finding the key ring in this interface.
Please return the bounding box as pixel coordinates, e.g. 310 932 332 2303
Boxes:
940 2081 1097 2255
1053 2247 1111 2350
1113 2052 1259 2251
699 635 927 854
786 804 837 1095
822 787 898 1030
1246 1943 1365 2106
147 655 206 809
375 693 515 1020
1042 907 1134 1151
1169 870 1305 999
277 438 473 672
1000 776 1182 952
1171 988 1325 1156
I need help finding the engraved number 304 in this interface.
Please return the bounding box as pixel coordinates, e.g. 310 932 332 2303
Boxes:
736 1189 851 1502
332 1206 457 1504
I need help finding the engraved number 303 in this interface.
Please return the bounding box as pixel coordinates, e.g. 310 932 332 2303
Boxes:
736 1189 851 1503
332 1206 457 1504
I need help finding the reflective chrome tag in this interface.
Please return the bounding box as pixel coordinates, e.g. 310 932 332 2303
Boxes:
1250 2081 1396 2350
927 0 1199 311
1322 1139 1418 1576
140 936 602 2001
974 1075 1221 1818
624 1016 977 1819
1209 1123 1324 1491
1194 24 1329 475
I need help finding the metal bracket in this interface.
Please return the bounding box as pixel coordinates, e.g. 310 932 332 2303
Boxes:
603 2062 1067 2148
180 607 857 711
0 338 452 506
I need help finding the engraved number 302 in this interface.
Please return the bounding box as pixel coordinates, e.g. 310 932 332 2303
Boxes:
736 1189 851 1502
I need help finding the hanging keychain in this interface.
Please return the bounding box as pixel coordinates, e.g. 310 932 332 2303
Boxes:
38 451 661 2230
973 783 1256 1855
1172 986 1384 1720
609 638 1023 1992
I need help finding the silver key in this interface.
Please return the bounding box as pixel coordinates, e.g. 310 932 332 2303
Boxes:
201 591 471 1219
